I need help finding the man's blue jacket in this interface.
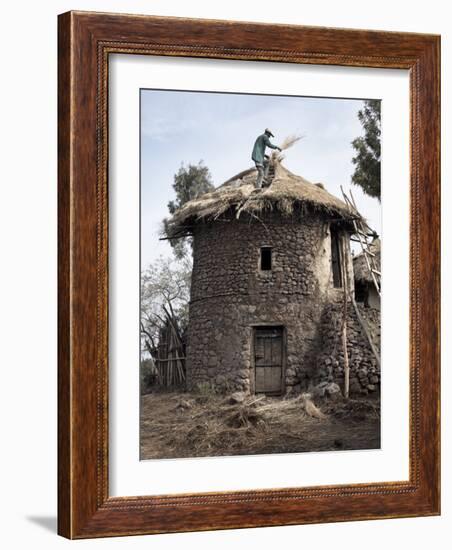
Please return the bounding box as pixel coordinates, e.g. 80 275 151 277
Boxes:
251 133 279 164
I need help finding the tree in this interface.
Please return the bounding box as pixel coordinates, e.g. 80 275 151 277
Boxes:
140 256 192 359
163 161 214 258
351 100 381 201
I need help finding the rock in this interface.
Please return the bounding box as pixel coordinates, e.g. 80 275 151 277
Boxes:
215 374 226 385
324 382 342 400
236 370 249 380
369 375 379 384
176 399 193 410
313 385 326 398
229 392 246 404
367 384 376 392
312 381 342 400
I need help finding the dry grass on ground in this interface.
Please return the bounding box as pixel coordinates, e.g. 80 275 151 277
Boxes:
140 391 380 460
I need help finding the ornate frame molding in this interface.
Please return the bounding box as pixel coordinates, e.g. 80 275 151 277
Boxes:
58 11 440 538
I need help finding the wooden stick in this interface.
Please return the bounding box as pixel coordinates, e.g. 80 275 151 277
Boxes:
153 356 186 362
341 235 350 399
245 396 266 407
175 349 186 382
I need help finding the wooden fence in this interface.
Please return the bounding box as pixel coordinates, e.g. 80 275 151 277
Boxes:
155 318 186 387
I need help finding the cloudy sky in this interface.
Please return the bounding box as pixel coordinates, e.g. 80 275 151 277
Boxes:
141 89 381 268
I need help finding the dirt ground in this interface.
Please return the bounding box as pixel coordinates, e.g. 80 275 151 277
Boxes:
140 391 380 460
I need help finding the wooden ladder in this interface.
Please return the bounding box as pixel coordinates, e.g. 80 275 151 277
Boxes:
341 187 381 298
263 162 276 187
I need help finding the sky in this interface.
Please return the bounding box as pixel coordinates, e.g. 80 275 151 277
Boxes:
140 89 381 268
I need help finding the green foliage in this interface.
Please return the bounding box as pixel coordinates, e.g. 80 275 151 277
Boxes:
163 161 214 258
168 161 214 214
194 381 219 396
351 100 381 201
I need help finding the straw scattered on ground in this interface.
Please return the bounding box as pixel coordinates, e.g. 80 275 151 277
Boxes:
140 391 380 460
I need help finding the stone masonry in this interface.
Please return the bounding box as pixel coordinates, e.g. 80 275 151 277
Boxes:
185 210 379 395
316 303 381 395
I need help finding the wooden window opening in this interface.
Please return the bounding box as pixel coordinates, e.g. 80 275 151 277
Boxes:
331 228 343 288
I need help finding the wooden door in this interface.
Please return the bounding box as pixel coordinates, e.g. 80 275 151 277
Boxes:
254 327 284 395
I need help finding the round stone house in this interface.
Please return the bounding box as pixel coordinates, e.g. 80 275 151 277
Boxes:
168 162 378 395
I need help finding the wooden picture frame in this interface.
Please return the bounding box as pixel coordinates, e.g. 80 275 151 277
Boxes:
58 11 440 539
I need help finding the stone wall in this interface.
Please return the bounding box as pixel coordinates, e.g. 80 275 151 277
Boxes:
316 302 381 396
186 211 358 393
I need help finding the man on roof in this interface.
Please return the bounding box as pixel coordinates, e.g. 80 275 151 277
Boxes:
251 128 281 189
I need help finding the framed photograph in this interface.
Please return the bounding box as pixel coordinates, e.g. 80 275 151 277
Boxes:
58 11 440 538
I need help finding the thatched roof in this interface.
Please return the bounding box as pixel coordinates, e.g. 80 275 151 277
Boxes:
353 239 381 283
167 162 361 237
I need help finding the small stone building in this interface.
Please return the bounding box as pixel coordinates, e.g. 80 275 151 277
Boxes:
167 162 380 396
353 239 381 310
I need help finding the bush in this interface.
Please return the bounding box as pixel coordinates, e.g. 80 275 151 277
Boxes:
194 381 218 396
140 359 157 394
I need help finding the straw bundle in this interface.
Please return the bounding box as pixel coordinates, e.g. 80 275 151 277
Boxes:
272 134 304 163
